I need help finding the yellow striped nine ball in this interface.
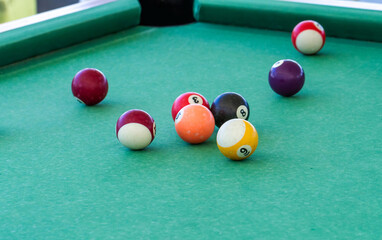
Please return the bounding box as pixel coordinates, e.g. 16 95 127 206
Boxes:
216 119 258 160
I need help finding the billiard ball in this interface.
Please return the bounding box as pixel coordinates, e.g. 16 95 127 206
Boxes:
116 109 156 150
171 92 210 121
268 59 305 97
292 20 326 55
71 68 108 106
216 119 258 161
139 0 195 26
174 104 215 144
211 92 250 128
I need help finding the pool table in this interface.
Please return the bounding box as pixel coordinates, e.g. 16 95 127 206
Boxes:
1 0 381 239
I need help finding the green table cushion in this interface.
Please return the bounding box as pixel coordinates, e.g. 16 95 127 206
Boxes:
0 0 140 68
195 0 382 42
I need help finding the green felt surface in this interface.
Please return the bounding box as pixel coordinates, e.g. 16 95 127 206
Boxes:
196 0 382 42
1 23 382 239
0 0 140 67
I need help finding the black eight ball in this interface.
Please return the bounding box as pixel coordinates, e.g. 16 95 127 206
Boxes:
211 92 250 128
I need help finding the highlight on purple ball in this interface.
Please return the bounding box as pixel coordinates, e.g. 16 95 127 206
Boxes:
268 59 305 97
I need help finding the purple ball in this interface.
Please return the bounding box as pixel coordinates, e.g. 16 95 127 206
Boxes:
268 59 305 97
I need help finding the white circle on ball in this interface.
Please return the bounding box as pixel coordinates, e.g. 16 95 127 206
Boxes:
217 119 246 148
118 123 152 150
175 109 184 124
236 145 252 158
296 29 323 54
236 105 248 119
188 95 203 105
272 60 284 68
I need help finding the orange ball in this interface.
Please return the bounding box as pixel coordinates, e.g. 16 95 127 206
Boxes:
174 104 215 144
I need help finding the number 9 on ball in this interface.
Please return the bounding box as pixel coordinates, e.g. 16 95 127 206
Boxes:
216 119 258 160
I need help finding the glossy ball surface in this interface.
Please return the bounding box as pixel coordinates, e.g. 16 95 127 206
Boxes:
217 119 258 161
171 92 210 121
174 104 215 144
116 109 156 150
71 68 108 106
292 20 326 55
268 59 305 97
211 92 250 128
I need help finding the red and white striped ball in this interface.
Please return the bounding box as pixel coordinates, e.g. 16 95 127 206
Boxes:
171 92 210 121
116 109 156 150
292 20 326 55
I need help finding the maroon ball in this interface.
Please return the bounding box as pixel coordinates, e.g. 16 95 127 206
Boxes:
116 109 156 150
268 59 305 97
71 68 108 106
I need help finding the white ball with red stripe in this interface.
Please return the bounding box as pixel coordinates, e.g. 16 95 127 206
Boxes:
116 109 156 150
292 20 326 55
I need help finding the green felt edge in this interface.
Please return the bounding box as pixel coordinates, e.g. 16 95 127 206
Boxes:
0 0 141 68
195 0 382 42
